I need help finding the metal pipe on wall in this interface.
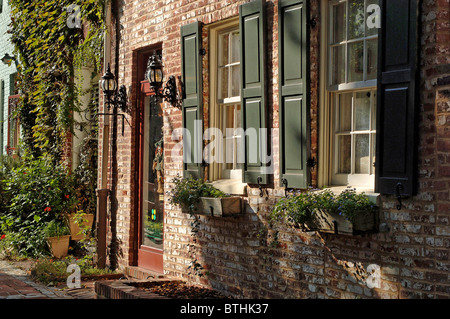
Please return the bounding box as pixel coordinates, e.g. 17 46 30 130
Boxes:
96 0 112 269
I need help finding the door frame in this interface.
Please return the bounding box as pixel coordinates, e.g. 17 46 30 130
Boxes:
133 47 164 273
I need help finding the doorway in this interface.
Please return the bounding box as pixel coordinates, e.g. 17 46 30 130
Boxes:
137 86 164 272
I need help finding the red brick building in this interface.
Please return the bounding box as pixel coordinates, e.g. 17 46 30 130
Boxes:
98 0 450 298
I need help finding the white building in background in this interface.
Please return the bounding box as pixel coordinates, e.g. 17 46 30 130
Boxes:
0 0 18 156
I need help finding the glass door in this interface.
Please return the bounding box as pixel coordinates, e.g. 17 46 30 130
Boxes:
138 95 164 272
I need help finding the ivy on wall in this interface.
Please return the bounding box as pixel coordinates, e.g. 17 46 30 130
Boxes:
8 0 105 161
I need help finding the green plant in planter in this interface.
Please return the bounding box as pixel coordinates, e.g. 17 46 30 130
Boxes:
270 191 317 227
332 188 376 223
168 176 228 214
44 220 70 239
271 187 376 227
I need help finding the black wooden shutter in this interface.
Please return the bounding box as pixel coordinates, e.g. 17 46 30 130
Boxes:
239 0 268 185
375 0 419 196
278 0 310 189
181 22 203 179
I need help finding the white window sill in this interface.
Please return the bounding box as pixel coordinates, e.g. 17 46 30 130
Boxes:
317 186 380 206
210 179 247 196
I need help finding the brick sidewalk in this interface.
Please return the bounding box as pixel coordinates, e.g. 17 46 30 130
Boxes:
0 260 96 299
0 271 53 299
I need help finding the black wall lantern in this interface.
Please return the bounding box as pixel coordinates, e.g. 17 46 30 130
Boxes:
146 51 180 107
1 53 16 66
98 63 130 135
101 63 127 112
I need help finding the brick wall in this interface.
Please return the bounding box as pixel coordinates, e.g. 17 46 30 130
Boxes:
102 0 450 298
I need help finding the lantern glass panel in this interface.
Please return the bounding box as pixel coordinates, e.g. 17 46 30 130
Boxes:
102 78 117 93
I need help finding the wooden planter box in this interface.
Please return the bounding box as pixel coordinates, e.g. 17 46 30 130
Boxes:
305 209 379 235
66 213 94 241
197 196 243 217
47 235 71 258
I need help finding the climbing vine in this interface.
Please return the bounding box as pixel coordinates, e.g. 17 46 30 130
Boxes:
8 0 105 161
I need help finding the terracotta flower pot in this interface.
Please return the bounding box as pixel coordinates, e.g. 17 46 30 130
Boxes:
47 235 71 258
66 213 94 241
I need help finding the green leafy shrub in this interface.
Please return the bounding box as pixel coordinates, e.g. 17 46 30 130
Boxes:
0 156 78 257
168 176 228 214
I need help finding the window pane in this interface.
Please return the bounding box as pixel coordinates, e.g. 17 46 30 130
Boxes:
338 135 351 174
355 134 370 174
366 38 377 80
231 31 240 63
371 133 376 175
223 104 242 170
355 91 370 131
338 93 352 132
224 105 234 169
366 0 380 37
371 91 376 130
332 2 346 43
219 33 229 66
218 67 229 99
348 0 365 39
231 65 240 97
235 104 241 129
331 45 345 85
348 41 364 82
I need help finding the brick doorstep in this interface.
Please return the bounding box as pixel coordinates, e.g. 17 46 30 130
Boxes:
95 279 172 299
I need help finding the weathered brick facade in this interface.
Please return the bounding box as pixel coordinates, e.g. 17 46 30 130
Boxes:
99 0 450 298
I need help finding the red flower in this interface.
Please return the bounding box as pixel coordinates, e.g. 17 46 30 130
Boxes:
0 235 6 240
44 207 51 212
65 195 70 199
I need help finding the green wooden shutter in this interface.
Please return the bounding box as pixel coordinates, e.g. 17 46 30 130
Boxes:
181 21 203 179
375 0 419 196
239 0 268 185
278 0 310 189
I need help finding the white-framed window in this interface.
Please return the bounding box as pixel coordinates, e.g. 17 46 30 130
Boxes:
208 19 246 194
320 0 378 190
332 88 377 187
328 0 378 90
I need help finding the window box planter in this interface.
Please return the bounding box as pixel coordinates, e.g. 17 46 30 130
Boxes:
198 196 243 217
271 188 379 236
305 208 379 235
169 176 243 217
47 235 71 258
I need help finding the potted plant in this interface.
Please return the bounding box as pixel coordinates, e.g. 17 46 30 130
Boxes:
44 220 71 258
271 187 378 235
169 176 243 217
66 210 95 241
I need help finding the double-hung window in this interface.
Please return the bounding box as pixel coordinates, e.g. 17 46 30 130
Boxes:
327 0 379 189
209 23 244 183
